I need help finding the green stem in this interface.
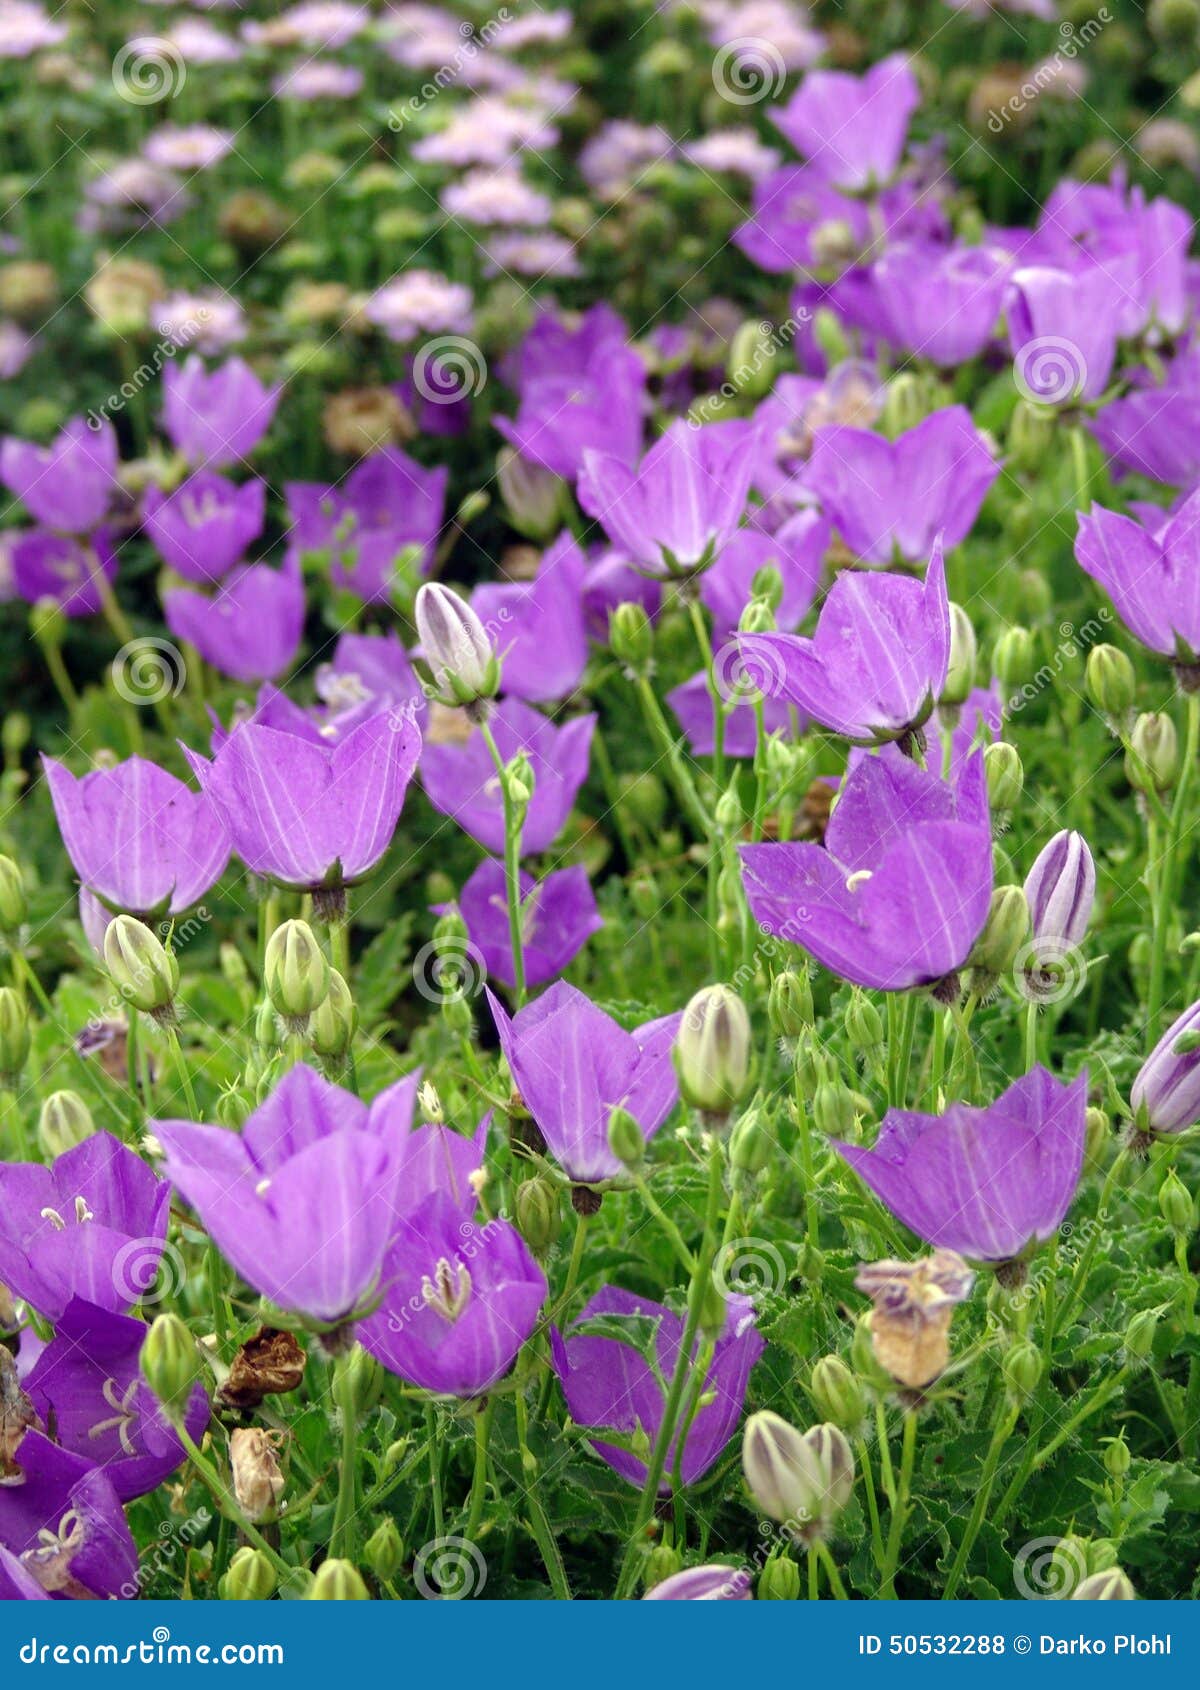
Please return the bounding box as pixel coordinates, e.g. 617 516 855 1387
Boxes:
633 676 711 840
1023 998 1039 1074
330 1354 360 1560
166 1025 199 1120
942 1402 1018 1598
816 1540 849 1600
878 1409 917 1599
465 1400 494 1543
480 720 527 1006
855 1436 885 1571
1026 1368 1130 1472
1147 690 1200 1050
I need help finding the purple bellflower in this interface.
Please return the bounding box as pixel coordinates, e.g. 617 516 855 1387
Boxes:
1007 265 1128 404
488 983 680 1184
357 1194 547 1397
164 554 305 684
1024 830 1096 955
0 1133 170 1323
286 448 448 602
700 511 827 641
643 1565 753 1601
666 669 800 759
471 532 589 703
10 529 119 618
450 858 602 990
837 1067 1088 1267
42 753 230 919
736 538 949 743
143 470 266 582
1 417 117 533
770 54 920 189
866 242 1011 367
162 355 280 467
0 1432 138 1600
1076 490 1200 672
740 749 993 993
552 1286 764 1488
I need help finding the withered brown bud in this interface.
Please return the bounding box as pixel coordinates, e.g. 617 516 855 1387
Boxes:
219 1328 307 1411
854 1249 975 1390
229 1426 286 1522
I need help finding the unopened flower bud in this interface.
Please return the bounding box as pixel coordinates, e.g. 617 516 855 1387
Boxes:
1124 1307 1160 1362
994 626 1035 695
37 1088 93 1157
0 855 26 933
1084 1105 1111 1170
1071 1567 1135 1600
941 605 976 707
812 1079 857 1140
104 915 179 1022
970 885 1029 980
215 1086 253 1130
0 987 30 1083
515 1176 562 1256
984 741 1024 814
265 919 330 1030
1007 399 1055 473
415 582 501 710
729 1106 772 1175
230 1426 285 1522
742 1412 855 1542
219 941 253 1003
643 1543 682 1591
809 1355 866 1434
714 784 742 836
307 1559 369 1600
737 596 776 640
1159 1169 1194 1233
1002 1339 1042 1402
607 1104 646 1168
140 1313 200 1415
310 968 357 1062
750 564 784 613
769 970 813 1039
1102 1435 1131 1480
496 446 563 540
363 1518 404 1583
882 372 926 439
220 1546 277 1601
1127 711 1178 794
610 601 654 673
675 985 753 1120
758 1549 801 1601
1024 829 1095 953
1132 997 1200 1137
727 319 779 400
1086 644 1135 725
698 1273 728 1341
505 750 534 812
843 990 883 1058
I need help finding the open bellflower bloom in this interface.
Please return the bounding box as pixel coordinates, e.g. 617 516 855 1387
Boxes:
143 470 266 583
42 752 230 918
23 1298 209 1501
162 355 280 467
1076 491 1200 674
580 419 757 580
837 1068 1088 1267
0 1133 170 1322
286 448 448 602
0 1432 138 1600
867 242 1010 367
552 1286 764 1488
421 698 594 855
11 529 118 618
770 53 919 189
643 1565 752 1601
804 407 998 566
740 749 993 993
736 538 949 743
183 708 420 903
156 1065 426 1328
1 417 117 533
488 982 680 1183
357 1194 547 1396
451 859 602 990
1132 998 1200 1137
471 532 589 703
0 1546 49 1601
1007 265 1127 404
164 555 305 684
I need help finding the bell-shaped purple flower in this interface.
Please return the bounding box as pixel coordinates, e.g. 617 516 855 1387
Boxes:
162 354 280 467
869 242 1010 367
421 698 594 856
450 858 602 990
643 1565 752 1600
471 532 589 703
0 1133 170 1323
666 669 799 758
357 1194 547 1397
164 554 305 684
183 708 420 895
701 511 827 641
42 752 230 918
837 1068 1088 1266
23 1298 209 1501
805 407 998 565
392 1113 489 1215
316 631 427 737
143 470 266 582
1 417 117 533
488 983 680 1184
1132 999 1200 1136
496 305 645 480
740 749 993 992
0 1432 138 1600
1076 490 1200 664
11 528 118 617
1007 264 1128 404
156 1066 422 1328
1089 359 1200 487
552 1286 764 1489
580 419 757 580
737 539 949 743
1024 830 1095 955
0 1546 49 1601
770 53 919 189
286 448 448 602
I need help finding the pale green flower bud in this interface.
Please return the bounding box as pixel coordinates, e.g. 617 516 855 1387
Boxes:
220 1547 277 1601
140 1313 200 1414
675 985 753 1121
415 582 501 711
37 1089 93 1158
265 919 330 1031
941 605 977 707
104 915 179 1023
307 1559 369 1600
